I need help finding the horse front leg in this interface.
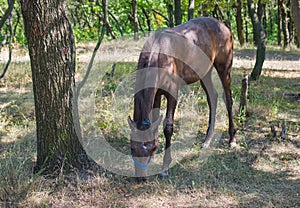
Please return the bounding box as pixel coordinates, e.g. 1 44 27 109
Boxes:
200 70 218 148
160 94 177 177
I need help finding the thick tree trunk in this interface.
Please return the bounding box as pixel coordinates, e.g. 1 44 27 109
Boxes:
291 0 300 47
174 0 182 25
20 0 94 174
132 0 138 40
248 0 267 80
236 0 245 46
188 0 194 20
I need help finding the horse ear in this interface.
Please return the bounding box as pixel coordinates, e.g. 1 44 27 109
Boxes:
152 115 162 130
127 116 136 130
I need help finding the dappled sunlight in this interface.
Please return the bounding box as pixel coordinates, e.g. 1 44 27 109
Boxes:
0 37 300 206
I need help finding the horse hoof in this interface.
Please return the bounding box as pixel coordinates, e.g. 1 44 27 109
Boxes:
136 177 147 183
202 142 210 149
159 172 169 178
229 141 237 148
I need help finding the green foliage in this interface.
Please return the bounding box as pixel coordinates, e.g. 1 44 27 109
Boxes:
0 0 296 46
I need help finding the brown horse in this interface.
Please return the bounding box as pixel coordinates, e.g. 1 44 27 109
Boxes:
128 17 236 179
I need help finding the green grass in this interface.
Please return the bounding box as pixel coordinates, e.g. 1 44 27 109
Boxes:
0 43 300 207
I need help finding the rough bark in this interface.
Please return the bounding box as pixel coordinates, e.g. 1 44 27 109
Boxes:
291 0 300 47
248 0 267 80
20 0 95 175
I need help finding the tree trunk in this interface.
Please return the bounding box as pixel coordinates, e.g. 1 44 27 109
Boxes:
188 0 194 20
280 0 290 47
174 0 182 25
142 7 152 33
236 0 245 46
20 0 95 174
291 0 300 47
239 75 248 117
132 0 138 40
278 0 282 45
248 0 267 80
167 4 174 28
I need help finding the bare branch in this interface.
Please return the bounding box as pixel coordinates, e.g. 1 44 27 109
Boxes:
0 11 13 79
152 8 169 23
0 0 14 30
76 0 107 95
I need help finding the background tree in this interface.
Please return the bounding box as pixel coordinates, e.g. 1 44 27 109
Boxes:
132 0 138 40
279 0 290 47
20 0 96 174
291 0 300 47
0 0 14 78
235 0 245 46
247 0 267 80
174 0 182 25
188 0 194 20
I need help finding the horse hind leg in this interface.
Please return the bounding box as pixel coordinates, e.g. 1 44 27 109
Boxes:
200 70 218 148
214 62 236 147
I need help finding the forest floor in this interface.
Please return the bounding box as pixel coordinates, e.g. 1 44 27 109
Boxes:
0 37 299 207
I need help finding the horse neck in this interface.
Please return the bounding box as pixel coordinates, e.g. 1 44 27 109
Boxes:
133 88 157 126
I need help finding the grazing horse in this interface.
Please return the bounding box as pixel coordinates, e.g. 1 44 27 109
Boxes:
128 17 236 179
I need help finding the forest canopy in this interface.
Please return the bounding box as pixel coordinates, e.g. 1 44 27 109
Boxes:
0 0 298 47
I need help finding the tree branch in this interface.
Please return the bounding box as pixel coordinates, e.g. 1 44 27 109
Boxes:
152 8 169 23
76 0 107 95
0 0 14 30
0 11 13 79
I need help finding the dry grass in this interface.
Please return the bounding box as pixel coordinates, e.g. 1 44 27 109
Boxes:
0 39 300 207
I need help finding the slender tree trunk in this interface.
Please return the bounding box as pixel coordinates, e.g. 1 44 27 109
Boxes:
142 7 152 33
167 4 174 27
188 0 194 20
174 0 182 25
247 0 267 80
20 0 95 174
291 0 300 47
202 4 209 16
280 0 290 47
287 0 293 45
236 0 245 46
245 7 249 43
278 0 283 45
132 0 138 40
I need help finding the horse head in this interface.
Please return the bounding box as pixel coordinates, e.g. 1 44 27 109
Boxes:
127 115 162 180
